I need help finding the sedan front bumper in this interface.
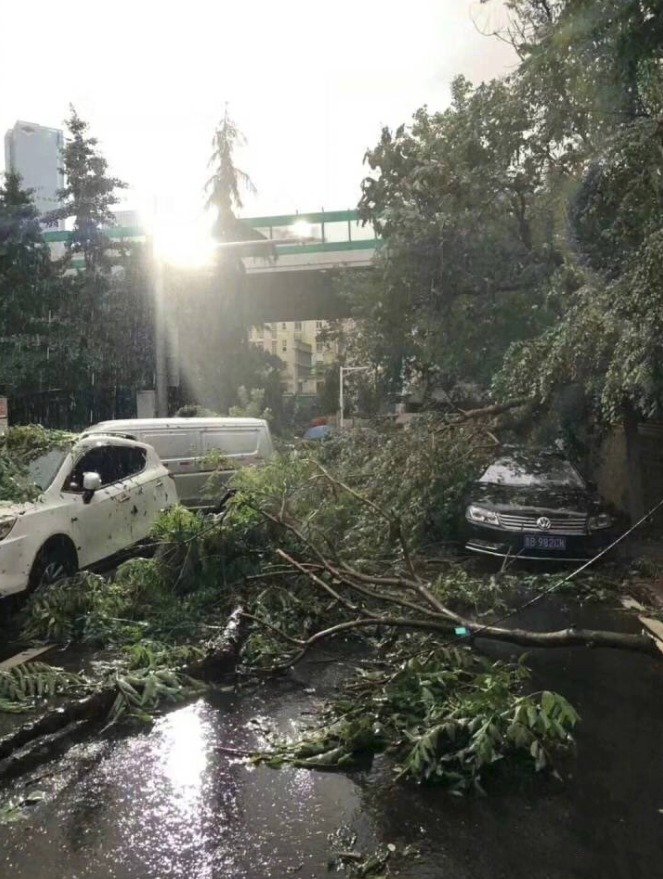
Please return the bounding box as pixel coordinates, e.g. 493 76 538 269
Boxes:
464 522 615 562
0 533 31 596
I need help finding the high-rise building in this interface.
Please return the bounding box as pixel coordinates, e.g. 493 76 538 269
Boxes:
249 319 345 395
4 121 64 219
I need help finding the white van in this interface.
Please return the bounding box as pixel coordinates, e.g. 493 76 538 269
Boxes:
84 418 274 508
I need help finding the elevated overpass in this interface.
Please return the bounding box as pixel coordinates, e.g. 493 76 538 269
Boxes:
239 209 378 321
43 209 379 321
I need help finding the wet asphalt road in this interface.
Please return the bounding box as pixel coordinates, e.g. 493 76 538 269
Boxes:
0 597 662 879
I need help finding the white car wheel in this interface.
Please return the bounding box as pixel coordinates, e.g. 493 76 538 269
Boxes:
29 545 77 592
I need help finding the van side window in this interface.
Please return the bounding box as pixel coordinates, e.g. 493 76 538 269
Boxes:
143 432 197 459
202 430 259 456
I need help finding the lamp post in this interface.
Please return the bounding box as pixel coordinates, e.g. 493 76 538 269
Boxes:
339 365 371 431
153 251 168 417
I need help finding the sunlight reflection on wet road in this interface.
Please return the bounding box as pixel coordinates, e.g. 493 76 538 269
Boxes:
1 601 663 879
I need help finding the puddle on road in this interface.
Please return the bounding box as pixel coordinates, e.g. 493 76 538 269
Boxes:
1 601 663 879
0 659 382 879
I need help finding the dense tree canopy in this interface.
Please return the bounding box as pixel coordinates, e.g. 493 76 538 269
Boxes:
493 0 663 421
354 0 663 423
356 75 559 397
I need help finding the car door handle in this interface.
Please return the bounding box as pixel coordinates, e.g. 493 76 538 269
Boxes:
155 480 164 487
118 494 131 503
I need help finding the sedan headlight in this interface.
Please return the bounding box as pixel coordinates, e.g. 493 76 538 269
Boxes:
588 512 612 531
0 517 17 541
466 505 500 526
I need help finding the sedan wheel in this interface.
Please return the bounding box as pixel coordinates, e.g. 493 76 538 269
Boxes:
29 546 77 593
40 560 67 587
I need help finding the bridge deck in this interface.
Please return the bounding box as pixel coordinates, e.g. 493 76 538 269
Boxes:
42 209 379 271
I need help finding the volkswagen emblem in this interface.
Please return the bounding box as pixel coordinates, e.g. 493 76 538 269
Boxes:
536 516 552 531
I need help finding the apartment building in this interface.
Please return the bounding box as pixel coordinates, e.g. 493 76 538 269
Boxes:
249 320 338 395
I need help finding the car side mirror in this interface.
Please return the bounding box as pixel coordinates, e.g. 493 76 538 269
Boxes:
82 472 102 504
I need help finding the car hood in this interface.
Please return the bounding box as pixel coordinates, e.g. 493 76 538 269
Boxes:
0 499 43 519
468 482 599 515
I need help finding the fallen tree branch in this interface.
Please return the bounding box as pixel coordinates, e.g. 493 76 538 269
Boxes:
0 605 247 777
275 548 359 613
247 609 659 673
309 459 419 579
254 551 660 670
246 458 661 673
260 490 464 625
449 398 530 423
304 614 658 656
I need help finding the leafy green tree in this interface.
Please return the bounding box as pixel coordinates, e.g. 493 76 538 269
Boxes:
44 108 152 398
494 0 663 422
356 76 559 397
352 0 663 434
502 0 663 145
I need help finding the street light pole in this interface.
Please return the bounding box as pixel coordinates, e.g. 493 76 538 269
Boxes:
153 247 168 418
339 365 371 431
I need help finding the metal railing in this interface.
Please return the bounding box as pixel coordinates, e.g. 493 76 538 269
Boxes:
42 210 380 256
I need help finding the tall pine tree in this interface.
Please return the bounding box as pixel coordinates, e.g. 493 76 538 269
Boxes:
176 109 281 415
0 172 62 393
45 108 153 402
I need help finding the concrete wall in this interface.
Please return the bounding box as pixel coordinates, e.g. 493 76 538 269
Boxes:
595 427 631 514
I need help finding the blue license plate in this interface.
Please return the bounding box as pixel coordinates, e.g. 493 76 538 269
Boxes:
523 534 567 551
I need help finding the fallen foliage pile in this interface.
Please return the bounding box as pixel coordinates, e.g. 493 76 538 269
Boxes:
255 638 578 792
0 425 76 503
2 414 658 794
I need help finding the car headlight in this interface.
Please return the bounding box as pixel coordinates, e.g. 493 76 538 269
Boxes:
0 517 17 540
588 512 612 531
467 505 500 526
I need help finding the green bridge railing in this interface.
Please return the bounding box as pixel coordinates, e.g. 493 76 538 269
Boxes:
42 209 379 256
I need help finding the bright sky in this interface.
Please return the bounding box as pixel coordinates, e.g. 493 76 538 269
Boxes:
1 1 515 231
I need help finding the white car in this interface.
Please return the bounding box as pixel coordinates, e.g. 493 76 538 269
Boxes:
0 434 177 598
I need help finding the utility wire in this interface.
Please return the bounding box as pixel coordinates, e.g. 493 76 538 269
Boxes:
470 496 663 637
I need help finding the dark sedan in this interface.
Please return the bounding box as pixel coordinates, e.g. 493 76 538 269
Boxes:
463 449 620 561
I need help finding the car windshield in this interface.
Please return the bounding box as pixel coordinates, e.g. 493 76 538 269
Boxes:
26 446 72 493
479 455 585 489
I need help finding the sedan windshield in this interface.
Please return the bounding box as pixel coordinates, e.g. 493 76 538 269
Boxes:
479 456 585 489
27 446 71 493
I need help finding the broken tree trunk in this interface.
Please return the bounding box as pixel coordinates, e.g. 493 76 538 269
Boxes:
0 606 246 780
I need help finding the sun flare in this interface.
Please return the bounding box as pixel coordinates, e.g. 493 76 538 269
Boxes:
149 208 217 268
